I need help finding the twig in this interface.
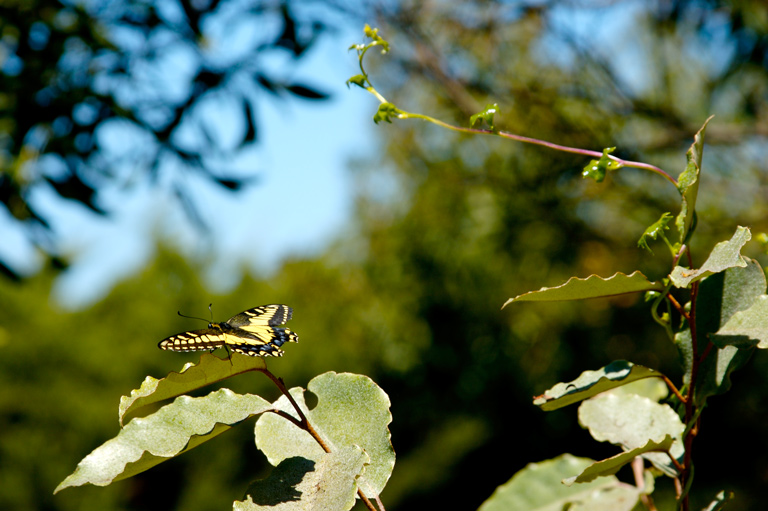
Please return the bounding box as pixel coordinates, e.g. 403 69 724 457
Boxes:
397 111 677 185
631 457 657 511
661 375 686 403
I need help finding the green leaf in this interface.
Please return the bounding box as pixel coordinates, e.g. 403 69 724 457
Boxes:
578 393 684 476
534 360 665 411
675 116 713 244
119 353 266 426
254 372 394 499
676 330 751 409
711 295 768 349
638 212 673 253
563 435 674 485
234 447 369 511
607 377 669 402
363 24 389 53
470 103 499 130
345 74 368 89
569 486 643 511
504 271 662 306
373 102 399 124
55 389 272 492
701 490 733 511
477 454 636 511
670 226 751 288
582 147 623 183
675 258 765 406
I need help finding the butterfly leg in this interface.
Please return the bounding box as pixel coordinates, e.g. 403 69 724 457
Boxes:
222 344 233 365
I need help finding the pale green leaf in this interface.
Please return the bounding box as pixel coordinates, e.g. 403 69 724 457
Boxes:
254 372 394 499
564 435 673 485
606 377 668 402
55 389 271 493
578 393 684 476
534 360 664 411
701 490 733 511
670 226 751 288
504 272 662 307
568 485 642 511
478 454 627 511
675 116 712 244
711 295 768 349
234 446 369 511
119 353 266 425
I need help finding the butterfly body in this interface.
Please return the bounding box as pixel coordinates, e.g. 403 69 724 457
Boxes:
158 304 298 357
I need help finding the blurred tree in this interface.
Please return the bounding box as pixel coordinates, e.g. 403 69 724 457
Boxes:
0 0 335 280
325 1 768 509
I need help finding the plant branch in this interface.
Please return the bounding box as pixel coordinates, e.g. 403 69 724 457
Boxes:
679 280 701 511
395 110 677 185
631 458 657 511
351 28 677 186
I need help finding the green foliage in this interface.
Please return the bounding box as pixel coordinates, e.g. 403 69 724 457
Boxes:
578 394 683 477
373 103 401 124
478 454 640 511
504 271 662 305
712 295 768 349
254 372 394 498
235 447 368 511
582 148 623 183
563 436 674 485
469 104 500 131
533 360 664 411
57 355 394 510
669 226 751 288
637 213 673 254
341 23 767 510
674 117 712 246
56 388 273 491
119 354 267 426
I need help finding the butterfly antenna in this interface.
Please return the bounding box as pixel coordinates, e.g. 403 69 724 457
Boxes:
176 310 210 323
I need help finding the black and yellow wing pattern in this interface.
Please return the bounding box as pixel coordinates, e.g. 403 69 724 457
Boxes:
158 304 298 357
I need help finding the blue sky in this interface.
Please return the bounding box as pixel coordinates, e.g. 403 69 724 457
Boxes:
2 21 379 309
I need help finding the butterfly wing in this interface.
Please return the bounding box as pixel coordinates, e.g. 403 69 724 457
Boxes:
222 305 299 357
158 327 227 352
227 304 293 328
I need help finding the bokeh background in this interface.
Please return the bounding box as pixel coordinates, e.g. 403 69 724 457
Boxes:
2 1 768 510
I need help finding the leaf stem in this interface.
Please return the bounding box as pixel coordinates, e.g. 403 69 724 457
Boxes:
661 375 686 403
259 368 333 453
667 451 684 474
631 458 658 511
259 368 381 511
666 293 689 322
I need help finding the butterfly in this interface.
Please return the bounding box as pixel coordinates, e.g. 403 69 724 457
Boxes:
158 304 298 357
